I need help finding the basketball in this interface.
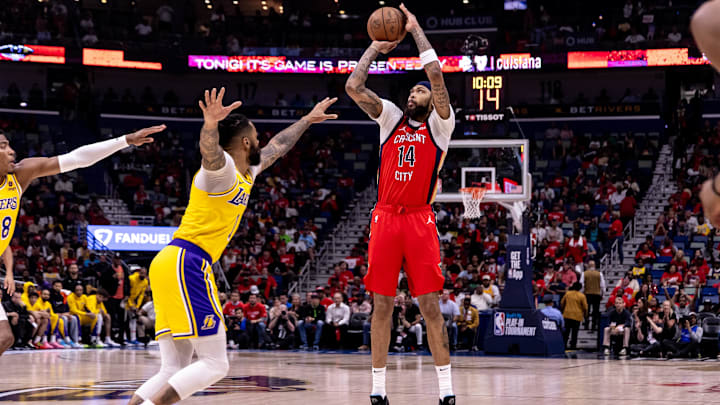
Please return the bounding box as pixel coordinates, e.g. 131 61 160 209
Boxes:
367 7 406 42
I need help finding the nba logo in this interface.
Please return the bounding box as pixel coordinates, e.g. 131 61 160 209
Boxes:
493 312 506 336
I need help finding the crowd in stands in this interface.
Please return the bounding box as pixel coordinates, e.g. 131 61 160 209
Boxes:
0 0 701 59
511 0 697 52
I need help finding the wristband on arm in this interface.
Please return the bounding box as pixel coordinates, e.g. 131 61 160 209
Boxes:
420 49 439 66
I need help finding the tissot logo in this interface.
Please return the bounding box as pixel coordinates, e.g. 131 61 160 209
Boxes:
0 376 308 401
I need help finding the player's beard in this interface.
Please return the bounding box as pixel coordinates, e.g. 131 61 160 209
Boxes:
404 102 430 122
248 143 261 166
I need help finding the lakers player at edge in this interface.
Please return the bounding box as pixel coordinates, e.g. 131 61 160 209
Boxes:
0 124 165 357
129 87 337 405
691 0 720 228
346 4 456 405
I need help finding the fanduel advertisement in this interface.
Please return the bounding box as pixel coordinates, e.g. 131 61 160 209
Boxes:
87 226 177 251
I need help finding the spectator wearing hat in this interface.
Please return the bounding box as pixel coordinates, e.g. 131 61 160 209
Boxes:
540 294 564 330
479 275 500 308
560 282 587 350
298 293 325 350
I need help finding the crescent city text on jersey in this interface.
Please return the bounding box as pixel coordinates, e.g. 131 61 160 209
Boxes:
392 131 427 145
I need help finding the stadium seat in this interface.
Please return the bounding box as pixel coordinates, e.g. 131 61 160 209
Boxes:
673 236 689 246
650 269 665 281
701 287 719 298
347 312 369 347
656 256 671 264
701 318 720 358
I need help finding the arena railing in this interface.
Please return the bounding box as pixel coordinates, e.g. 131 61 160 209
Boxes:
287 185 375 295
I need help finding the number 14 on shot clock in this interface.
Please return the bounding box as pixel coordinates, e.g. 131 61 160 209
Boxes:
472 75 504 111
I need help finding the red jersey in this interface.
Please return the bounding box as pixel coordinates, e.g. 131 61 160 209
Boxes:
373 99 454 206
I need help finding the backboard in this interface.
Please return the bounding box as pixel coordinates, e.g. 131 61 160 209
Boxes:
435 139 530 203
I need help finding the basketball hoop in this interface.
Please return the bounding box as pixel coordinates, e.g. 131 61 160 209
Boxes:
459 187 487 219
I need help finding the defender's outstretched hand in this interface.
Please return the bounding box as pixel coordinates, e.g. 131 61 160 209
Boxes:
126 125 166 146
199 87 243 123
302 97 339 124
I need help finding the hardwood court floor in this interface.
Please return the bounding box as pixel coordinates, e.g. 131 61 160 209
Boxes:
2 349 720 404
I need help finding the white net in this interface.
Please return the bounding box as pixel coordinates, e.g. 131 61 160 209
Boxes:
460 187 486 219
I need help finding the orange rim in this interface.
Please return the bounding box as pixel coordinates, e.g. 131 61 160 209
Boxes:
459 187 488 200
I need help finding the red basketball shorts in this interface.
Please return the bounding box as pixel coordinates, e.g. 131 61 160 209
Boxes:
364 203 444 297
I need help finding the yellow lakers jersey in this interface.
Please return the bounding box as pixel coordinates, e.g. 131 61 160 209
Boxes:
173 168 253 263
0 174 20 255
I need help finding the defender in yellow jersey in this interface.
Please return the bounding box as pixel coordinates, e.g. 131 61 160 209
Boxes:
0 124 164 356
131 87 337 405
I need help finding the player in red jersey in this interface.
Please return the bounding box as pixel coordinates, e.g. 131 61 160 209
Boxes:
346 4 455 405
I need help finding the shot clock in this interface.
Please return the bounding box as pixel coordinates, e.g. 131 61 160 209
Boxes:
466 74 506 122
472 75 504 111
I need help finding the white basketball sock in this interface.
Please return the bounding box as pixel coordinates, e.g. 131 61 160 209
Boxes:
371 367 386 397
140 400 155 405
435 364 454 399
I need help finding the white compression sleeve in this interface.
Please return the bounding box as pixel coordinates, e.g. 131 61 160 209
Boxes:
134 335 194 401
194 152 237 193
168 331 229 400
57 135 129 173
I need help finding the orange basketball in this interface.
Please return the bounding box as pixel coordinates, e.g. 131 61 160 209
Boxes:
367 7 407 42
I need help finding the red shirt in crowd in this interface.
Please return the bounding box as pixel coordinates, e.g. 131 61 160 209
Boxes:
321 297 334 308
635 250 656 261
547 211 565 223
661 271 683 285
670 259 688 274
243 302 267 321
659 247 674 257
608 219 623 238
619 195 637 218
223 300 244 316
280 253 295 268
565 237 588 264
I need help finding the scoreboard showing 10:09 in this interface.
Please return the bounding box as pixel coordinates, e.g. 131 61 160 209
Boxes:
466 74 506 122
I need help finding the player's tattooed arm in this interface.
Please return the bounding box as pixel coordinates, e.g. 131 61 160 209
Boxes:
198 87 243 170
400 3 452 119
345 42 397 118
258 97 338 173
